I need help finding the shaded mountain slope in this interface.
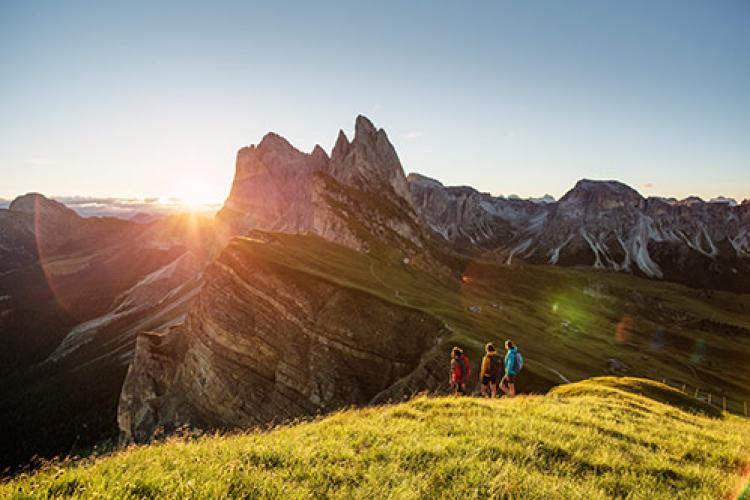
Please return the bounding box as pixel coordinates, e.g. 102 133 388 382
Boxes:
120 231 750 442
0 204 216 469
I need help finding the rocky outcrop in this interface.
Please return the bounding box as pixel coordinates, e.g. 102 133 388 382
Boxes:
409 176 750 292
215 115 424 255
119 235 446 443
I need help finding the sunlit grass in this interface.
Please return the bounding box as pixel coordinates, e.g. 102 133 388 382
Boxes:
3 378 749 498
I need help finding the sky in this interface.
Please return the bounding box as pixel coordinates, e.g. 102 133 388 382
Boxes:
1 0 749 207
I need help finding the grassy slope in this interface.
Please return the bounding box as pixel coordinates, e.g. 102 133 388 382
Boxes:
3 378 749 499
237 233 750 410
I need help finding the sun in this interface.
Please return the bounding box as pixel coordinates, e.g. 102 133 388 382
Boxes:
173 179 223 210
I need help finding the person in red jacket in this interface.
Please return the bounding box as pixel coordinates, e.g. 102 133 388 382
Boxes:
450 346 471 395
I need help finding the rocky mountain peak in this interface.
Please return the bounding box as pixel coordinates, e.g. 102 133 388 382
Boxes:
9 193 80 219
560 179 644 210
354 114 377 139
328 115 411 202
234 130 323 181
311 144 329 163
216 116 428 253
257 132 301 156
331 130 351 164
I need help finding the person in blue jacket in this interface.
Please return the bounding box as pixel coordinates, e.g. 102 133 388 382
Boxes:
500 339 522 396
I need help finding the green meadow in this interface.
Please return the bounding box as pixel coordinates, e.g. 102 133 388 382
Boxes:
3 377 749 499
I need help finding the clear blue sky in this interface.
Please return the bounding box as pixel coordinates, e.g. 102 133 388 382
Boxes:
1 0 748 203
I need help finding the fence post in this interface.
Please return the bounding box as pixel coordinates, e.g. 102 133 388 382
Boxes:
744 401 747 418
694 387 699 399
662 378 666 384
708 393 712 406
681 384 686 393
722 397 726 412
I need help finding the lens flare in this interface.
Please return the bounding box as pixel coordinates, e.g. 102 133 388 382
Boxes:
690 339 706 365
733 464 750 499
615 316 633 344
649 329 666 352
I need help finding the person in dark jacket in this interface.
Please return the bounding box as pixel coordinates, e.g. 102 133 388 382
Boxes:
479 343 502 398
500 340 522 396
450 346 470 395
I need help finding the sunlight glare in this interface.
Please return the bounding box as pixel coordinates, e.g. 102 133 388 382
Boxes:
173 179 223 211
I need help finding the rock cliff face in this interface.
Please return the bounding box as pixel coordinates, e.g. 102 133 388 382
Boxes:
119 235 445 443
216 115 424 255
409 175 750 292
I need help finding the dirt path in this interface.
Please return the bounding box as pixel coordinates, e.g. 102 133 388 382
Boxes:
369 261 410 306
546 367 572 384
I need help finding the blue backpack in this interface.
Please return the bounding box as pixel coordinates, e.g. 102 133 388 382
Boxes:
512 351 524 374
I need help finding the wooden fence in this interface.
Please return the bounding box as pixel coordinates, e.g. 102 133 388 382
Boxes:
656 376 748 418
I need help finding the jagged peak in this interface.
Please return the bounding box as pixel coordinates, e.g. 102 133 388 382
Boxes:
330 129 351 164
334 129 349 148
354 114 377 139
311 144 329 162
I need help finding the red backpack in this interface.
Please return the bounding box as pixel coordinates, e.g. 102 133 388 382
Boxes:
452 355 470 381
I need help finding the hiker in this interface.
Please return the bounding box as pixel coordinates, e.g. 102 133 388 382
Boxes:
500 340 523 396
479 343 502 398
450 347 470 395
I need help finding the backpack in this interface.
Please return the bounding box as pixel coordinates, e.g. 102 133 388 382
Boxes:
512 351 524 373
453 356 469 380
487 355 502 378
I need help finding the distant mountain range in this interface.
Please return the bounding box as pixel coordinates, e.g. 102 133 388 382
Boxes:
1 116 748 468
0 196 220 219
410 174 750 292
